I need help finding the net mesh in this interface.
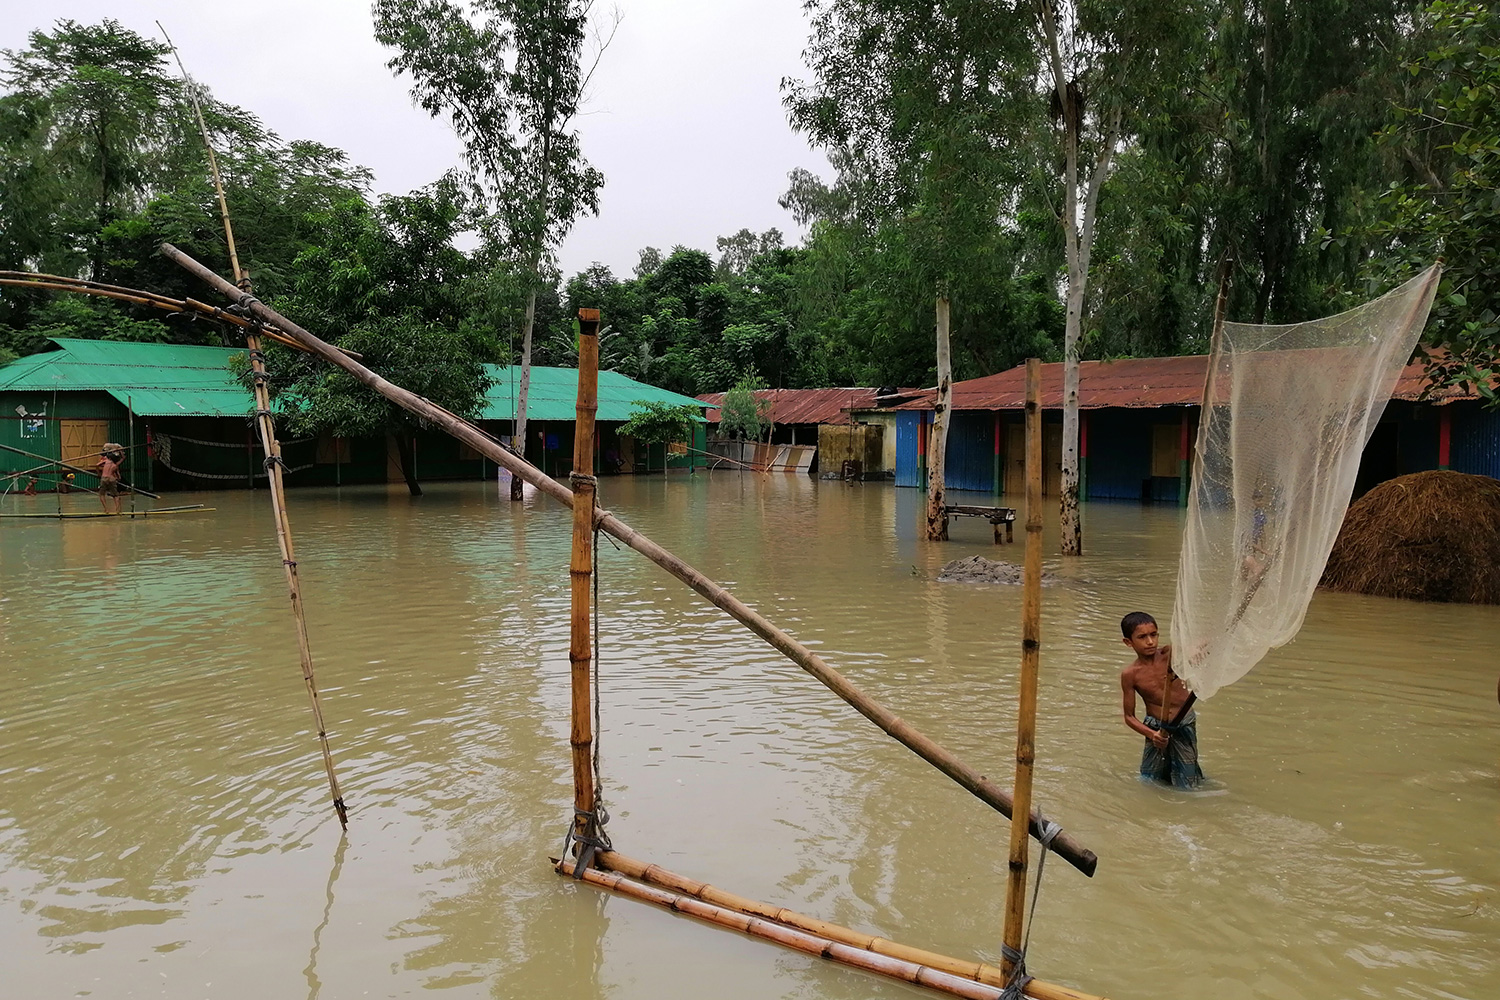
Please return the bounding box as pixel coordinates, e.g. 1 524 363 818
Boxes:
1171 266 1441 699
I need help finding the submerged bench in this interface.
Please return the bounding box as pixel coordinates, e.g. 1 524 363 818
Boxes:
942 504 1017 543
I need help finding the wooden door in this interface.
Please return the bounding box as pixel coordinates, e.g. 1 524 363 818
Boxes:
1006 422 1025 495
1044 423 1063 496
60 419 111 478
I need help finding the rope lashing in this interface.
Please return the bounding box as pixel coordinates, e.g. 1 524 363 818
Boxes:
1000 819 1062 1000
561 805 613 879
569 472 598 489
263 453 289 472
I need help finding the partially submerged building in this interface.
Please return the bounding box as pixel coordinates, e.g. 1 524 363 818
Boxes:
696 387 920 474
891 355 1492 501
0 338 706 492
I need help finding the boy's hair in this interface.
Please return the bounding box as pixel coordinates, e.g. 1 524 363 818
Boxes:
1120 611 1157 638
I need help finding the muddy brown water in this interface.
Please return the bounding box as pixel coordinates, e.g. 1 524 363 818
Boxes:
1 475 1496 1000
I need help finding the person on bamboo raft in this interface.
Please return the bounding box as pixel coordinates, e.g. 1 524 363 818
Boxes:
1119 611 1203 790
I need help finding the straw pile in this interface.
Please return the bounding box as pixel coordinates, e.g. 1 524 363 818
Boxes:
1320 470 1500 604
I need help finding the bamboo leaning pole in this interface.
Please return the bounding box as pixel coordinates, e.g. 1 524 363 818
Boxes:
568 308 602 867
158 243 1097 875
162 30 348 828
246 325 347 828
1001 359 1045 980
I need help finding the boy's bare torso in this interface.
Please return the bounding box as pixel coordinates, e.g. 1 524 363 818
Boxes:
1122 649 1191 722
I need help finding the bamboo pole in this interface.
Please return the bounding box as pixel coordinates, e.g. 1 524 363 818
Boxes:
159 242 1098 876
569 308 602 866
1001 359 1045 979
160 32 348 828
128 395 137 515
0 443 163 499
556 856 1105 1000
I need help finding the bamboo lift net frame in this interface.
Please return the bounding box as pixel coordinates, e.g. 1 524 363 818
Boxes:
161 243 1104 1000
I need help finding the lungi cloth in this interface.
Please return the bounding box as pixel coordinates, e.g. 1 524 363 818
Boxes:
1141 711 1203 789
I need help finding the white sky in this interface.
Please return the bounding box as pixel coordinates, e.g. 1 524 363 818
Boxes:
0 0 830 278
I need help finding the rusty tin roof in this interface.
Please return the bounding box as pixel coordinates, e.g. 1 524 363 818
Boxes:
697 387 883 425
894 355 1474 411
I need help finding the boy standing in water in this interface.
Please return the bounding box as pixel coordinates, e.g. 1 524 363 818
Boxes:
1119 611 1203 789
95 444 125 515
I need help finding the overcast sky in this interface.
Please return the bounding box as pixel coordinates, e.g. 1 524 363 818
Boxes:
0 0 831 278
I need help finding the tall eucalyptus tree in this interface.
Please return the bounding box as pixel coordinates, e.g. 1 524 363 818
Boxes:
787 0 1034 540
374 0 612 498
1031 0 1196 556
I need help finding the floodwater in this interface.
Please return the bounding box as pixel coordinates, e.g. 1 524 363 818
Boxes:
1 474 1496 1000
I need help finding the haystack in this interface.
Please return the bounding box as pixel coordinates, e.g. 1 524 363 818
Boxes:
1320 470 1500 604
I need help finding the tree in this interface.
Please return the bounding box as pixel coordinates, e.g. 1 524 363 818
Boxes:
618 400 701 444
719 372 771 441
373 0 614 499
0 19 372 354
1365 0 1500 394
0 19 176 280
260 181 492 495
1031 0 1194 555
788 0 1034 540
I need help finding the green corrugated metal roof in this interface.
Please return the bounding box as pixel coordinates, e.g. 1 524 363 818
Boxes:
0 340 706 423
0 338 255 416
479 365 707 422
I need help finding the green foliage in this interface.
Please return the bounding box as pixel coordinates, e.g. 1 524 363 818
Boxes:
617 400 701 444
1365 0 1500 393
373 0 605 272
719 372 771 441
252 181 494 476
0 18 372 351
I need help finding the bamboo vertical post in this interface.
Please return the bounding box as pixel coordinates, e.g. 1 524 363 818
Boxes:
1001 358 1044 978
128 394 136 514
569 308 602 864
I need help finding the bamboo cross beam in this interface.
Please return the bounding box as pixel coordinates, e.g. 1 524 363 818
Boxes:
159 242 1098 876
568 308 602 869
1001 359 1045 979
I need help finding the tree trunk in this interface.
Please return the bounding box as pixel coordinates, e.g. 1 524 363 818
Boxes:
510 285 538 501
1059 275 1084 555
924 295 952 541
1040 3 1119 558
395 432 422 496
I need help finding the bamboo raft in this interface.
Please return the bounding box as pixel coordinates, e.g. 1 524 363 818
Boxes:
0 504 213 519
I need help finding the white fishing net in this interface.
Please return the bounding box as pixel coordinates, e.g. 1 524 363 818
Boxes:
1171 266 1441 699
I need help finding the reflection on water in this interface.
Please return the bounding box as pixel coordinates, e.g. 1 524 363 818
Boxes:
1 475 1496 999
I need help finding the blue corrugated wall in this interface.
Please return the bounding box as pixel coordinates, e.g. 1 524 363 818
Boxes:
1453 406 1500 478
890 399 1500 496
895 410 922 487
946 411 997 492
